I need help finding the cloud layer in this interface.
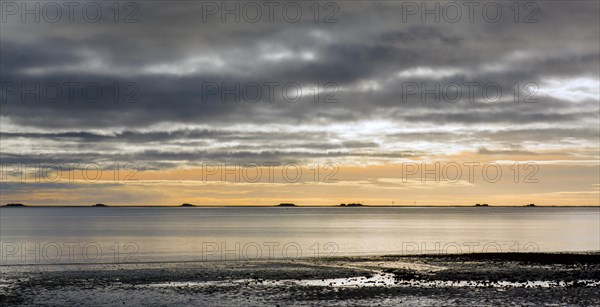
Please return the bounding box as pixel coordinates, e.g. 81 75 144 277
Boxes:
1 1 598 205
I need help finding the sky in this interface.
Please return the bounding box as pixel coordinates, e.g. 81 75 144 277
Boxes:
0 0 598 206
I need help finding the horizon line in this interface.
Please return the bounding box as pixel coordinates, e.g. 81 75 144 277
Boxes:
2 204 600 208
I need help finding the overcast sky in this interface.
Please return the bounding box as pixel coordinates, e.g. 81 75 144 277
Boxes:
1 1 598 206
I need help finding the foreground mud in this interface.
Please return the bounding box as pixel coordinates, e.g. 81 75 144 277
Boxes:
2 253 599 306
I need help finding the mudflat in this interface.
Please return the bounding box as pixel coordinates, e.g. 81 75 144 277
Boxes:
2 253 599 306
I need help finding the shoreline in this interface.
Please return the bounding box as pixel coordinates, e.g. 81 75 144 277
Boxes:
2 253 599 305
1 251 599 267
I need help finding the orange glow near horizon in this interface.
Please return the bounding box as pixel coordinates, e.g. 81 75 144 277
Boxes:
2 159 598 207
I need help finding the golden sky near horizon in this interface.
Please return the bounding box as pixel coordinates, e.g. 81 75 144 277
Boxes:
2 158 598 206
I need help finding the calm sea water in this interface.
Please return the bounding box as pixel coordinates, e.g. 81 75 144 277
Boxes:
1 207 598 265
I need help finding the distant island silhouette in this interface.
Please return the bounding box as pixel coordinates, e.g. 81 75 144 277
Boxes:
0 203 588 208
4 203 25 207
340 203 364 207
277 203 296 207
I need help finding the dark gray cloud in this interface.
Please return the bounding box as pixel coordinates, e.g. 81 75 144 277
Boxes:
1 0 598 167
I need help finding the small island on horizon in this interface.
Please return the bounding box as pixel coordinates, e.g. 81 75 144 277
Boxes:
277 203 296 207
340 203 364 207
3 203 25 207
180 203 195 207
93 203 107 207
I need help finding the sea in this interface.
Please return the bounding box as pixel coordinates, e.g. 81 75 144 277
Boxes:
1 207 598 265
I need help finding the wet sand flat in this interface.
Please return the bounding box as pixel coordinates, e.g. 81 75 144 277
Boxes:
2 253 599 306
